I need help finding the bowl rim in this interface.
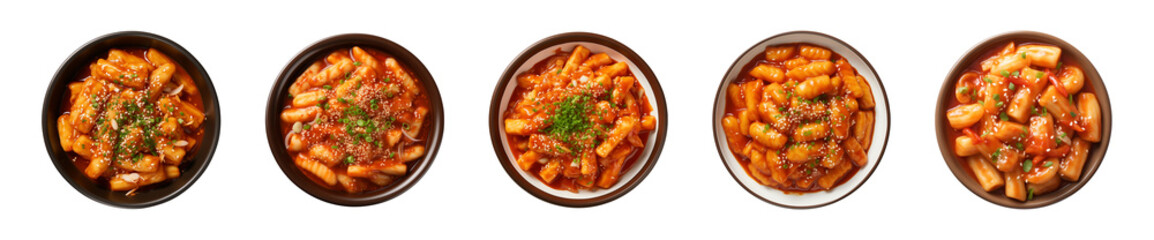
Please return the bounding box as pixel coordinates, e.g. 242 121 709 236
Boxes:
488 32 668 207
711 30 891 209
265 33 444 206
934 30 1111 209
41 30 221 208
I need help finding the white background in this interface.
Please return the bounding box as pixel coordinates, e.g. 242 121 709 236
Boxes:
1 0 1149 239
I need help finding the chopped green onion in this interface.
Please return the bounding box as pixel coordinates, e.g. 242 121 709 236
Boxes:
323 85 332 90
1023 160 1033 172
1008 83 1015 90
1000 70 1009 78
1043 161 1053 168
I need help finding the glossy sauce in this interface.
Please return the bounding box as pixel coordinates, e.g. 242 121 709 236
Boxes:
281 47 430 193
60 48 204 192
724 44 874 193
503 46 656 192
946 42 1098 200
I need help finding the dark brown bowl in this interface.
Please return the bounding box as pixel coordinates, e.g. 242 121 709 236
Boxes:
935 31 1111 209
42 31 221 208
712 31 890 208
489 32 667 207
266 33 443 206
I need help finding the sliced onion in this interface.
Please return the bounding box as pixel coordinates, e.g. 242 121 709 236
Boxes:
401 128 421 142
174 140 189 147
121 173 141 183
110 119 119 130
1056 132 1072 145
395 141 405 160
165 84 184 95
537 157 549 164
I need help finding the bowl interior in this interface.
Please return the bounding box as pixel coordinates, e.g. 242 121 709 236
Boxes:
935 31 1111 208
713 31 889 208
42 31 220 208
266 34 443 206
492 33 665 207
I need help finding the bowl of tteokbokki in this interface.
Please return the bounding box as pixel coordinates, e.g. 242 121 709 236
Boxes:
490 32 667 207
936 31 1110 208
713 31 890 208
267 34 443 206
42 31 220 208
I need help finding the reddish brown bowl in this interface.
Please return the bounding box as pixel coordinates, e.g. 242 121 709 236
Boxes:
935 31 1111 208
489 32 667 207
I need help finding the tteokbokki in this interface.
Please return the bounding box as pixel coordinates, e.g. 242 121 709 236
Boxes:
944 41 1102 202
56 48 206 195
721 43 877 193
502 44 658 192
279 46 431 194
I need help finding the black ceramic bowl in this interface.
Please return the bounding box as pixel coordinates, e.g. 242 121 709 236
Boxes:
42 31 221 208
936 31 1111 208
489 32 667 207
266 33 443 206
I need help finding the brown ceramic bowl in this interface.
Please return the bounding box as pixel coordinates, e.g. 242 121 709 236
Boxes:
935 31 1111 208
42 31 221 208
713 31 890 208
266 33 443 206
489 32 667 207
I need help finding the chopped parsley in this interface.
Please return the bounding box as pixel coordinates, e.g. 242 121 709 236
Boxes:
542 94 598 155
